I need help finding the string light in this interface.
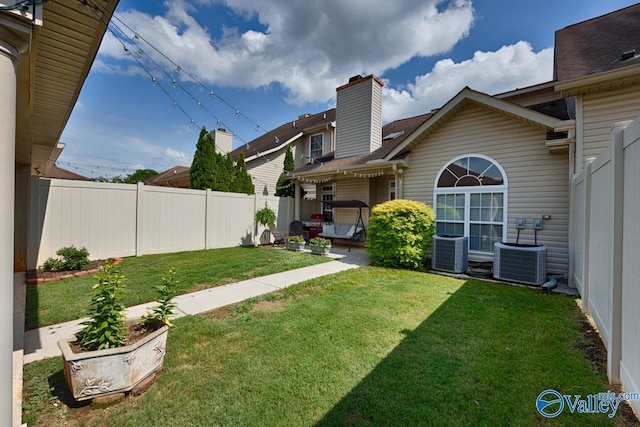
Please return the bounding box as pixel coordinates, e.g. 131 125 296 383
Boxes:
86 0 267 135
85 0 264 151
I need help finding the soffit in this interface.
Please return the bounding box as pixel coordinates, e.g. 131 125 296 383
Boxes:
14 0 119 173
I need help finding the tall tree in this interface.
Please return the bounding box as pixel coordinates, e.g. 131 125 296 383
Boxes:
275 146 295 197
190 127 216 190
235 152 255 195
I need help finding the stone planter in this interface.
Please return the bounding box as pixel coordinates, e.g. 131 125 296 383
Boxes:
58 325 169 401
311 245 331 256
287 241 306 251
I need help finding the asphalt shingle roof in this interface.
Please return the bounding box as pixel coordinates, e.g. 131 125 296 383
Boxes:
554 3 640 82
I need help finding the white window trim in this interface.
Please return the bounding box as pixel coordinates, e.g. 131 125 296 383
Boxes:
433 154 508 254
309 133 324 161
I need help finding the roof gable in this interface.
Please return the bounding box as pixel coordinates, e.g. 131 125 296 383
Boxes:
385 87 566 160
232 109 335 161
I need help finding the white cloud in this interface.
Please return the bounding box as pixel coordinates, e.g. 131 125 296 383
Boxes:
163 147 192 166
382 41 554 121
97 0 476 105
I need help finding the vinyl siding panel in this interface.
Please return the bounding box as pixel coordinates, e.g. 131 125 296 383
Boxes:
583 85 640 162
403 105 570 274
334 179 371 225
246 140 307 196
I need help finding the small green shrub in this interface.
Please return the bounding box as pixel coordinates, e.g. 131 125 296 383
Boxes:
42 257 62 272
366 199 436 269
309 237 331 247
42 246 89 271
80 261 127 351
287 235 306 243
140 267 178 330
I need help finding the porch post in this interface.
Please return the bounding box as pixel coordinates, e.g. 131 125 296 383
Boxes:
0 20 29 427
294 181 301 220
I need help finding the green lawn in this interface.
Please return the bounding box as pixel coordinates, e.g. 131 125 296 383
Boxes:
25 246 331 330
22 267 637 426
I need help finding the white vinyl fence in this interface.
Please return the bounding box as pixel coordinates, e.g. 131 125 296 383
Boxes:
28 179 304 268
569 118 640 415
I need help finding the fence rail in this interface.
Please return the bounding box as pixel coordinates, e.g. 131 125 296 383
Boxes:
569 118 640 416
28 179 303 268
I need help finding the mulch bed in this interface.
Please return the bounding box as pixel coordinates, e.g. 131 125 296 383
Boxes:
26 258 123 284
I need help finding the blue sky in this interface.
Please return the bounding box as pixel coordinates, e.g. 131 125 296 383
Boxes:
58 0 639 178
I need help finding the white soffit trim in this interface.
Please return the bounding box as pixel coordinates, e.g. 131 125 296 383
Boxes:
245 132 303 162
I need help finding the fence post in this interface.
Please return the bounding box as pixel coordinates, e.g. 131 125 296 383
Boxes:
253 192 258 246
205 188 211 250
581 165 591 314
608 123 625 384
135 181 144 257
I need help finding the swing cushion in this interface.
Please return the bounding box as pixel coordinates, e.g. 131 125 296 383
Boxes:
320 224 361 239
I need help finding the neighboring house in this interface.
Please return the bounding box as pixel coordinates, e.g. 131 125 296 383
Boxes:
230 109 337 197
43 165 91 181
145 166 191 188
288 4 640 277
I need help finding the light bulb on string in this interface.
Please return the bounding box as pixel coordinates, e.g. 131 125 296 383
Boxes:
152 77 157 86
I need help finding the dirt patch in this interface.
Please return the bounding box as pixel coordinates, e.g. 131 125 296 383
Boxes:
576 316 639 424
26 258 123 284
251 299 285 313
67 323 161 354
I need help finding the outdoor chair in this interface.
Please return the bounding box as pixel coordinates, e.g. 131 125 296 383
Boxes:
289 220 309 242
268 224 288 246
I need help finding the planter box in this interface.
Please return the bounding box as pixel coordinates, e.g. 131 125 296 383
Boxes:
311 245 331 256
58 325 169 401
287 241 306 251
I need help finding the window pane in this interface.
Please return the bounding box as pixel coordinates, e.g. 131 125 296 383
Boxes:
470 193 480 207
470 207 480 221
437 169 458 187
493 208 503 222
455 194 465 206
483 165 503 185
481 194 493 208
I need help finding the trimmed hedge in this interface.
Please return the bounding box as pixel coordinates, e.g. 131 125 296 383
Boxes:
365 199 436 269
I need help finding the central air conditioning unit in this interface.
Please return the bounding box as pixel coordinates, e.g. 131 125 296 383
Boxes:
493 242 547 285
432 235 468 273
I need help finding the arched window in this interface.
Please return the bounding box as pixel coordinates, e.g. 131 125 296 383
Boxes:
434 155 507 253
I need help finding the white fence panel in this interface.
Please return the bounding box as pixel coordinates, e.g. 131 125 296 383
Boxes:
586 148 614 350
207 191 255 248
621 118 640 416
139 185 207 255
33 179 137 266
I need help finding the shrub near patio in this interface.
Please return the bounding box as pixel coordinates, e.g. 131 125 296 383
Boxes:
366 199 436 269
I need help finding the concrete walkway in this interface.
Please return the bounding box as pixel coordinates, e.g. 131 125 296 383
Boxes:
22 247 369 365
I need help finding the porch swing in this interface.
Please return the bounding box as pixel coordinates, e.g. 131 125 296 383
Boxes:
318 200 368 251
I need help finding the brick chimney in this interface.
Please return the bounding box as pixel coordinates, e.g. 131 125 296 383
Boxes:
334 74 383 159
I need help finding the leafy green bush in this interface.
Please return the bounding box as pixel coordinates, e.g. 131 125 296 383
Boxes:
309 237 331 247
42 246 89 271
287 235 306 243
140 267 178 330
366 199 436 269
255 206 277 226
80 261 127 350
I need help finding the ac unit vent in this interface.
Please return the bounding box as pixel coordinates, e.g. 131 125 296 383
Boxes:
432 236 468 273
493 242 547 285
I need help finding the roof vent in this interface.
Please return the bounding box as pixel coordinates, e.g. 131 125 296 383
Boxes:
620 49 636 61
348 74 363 83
